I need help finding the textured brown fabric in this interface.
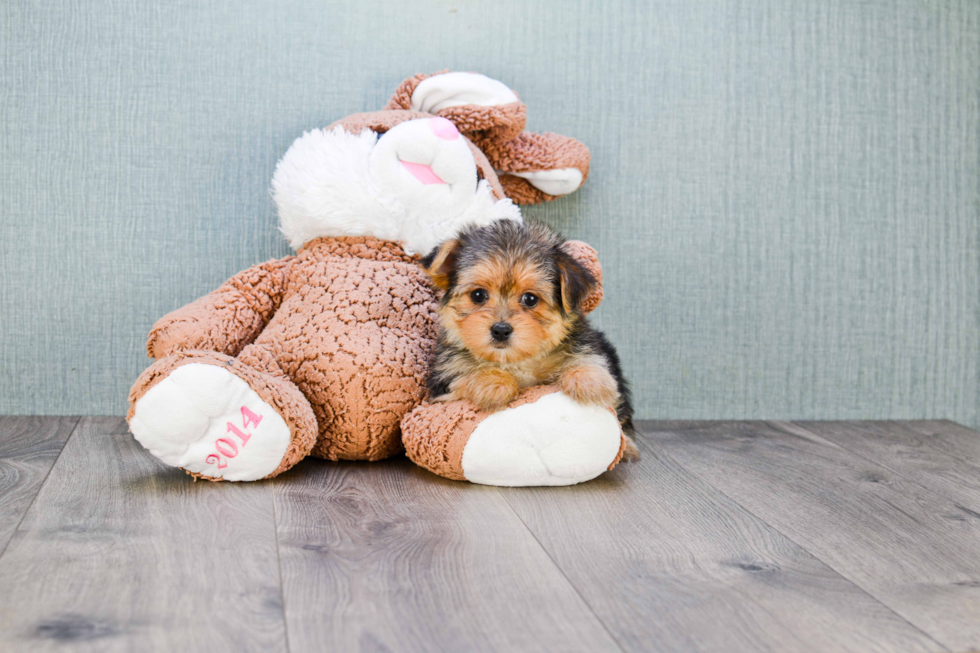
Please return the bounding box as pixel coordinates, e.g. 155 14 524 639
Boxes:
147 257 294 359
383 71 444 111
133 236 440 470
258 237 439 461
497 174 552 205
437 103 527 144
127 350 318 481
608 431 627 471
401 385 625 482
477 131 591 180
401 385 558 481
400 400 479 481
562 240 604 314
479 131 591 205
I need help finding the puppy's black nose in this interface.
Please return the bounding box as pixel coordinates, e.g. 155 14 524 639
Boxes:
490 322 513 342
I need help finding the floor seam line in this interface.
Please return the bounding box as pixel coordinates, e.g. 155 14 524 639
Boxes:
0 415 82 562
271 481 292 653
646 430 953 653
493 487 628 653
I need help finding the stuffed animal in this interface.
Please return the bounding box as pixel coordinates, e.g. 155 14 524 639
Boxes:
127 71 626 485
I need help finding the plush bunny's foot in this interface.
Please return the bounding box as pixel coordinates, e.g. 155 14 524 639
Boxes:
128 352 317 481
401 386 625 487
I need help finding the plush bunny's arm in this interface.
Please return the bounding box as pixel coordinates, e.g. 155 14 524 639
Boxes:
146 257 294 359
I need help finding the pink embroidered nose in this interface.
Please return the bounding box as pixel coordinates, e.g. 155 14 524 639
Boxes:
430 117 459 140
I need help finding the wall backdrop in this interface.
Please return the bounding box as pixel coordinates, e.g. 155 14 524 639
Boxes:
2 0 978 425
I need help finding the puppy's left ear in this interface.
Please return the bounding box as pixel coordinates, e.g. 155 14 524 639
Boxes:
421 239 460 292
556 248 598 314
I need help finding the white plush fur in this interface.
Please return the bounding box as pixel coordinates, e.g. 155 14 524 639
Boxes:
272 120 522 255
510 168 584 196
461 393 622 486
411 72 520 113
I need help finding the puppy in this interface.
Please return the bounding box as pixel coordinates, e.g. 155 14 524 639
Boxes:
421 220 639 459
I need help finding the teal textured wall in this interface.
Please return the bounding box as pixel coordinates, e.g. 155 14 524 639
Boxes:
2 1 978 424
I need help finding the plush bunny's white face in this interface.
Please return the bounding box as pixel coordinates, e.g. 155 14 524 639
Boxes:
272 117 521 256
370 117 480 211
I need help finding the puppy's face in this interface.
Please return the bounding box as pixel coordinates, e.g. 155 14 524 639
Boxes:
423 222 595 365
446 254 566 364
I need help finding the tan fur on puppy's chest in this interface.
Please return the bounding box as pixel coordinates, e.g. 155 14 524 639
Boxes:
498 349 568 388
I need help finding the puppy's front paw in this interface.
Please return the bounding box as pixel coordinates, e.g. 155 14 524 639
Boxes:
453 368 520 412
559 364 619 408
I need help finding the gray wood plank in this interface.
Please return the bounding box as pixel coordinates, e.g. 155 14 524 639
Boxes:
498 442 943 653
0 416 79 555
643 420 980 652
273 457 622 653
904 420 980 471
784 421 980 513
0 417 287 653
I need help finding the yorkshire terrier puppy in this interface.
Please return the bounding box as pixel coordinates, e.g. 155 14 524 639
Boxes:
422 220 639 459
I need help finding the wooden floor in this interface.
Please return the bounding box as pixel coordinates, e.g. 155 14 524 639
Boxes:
0 418 978 652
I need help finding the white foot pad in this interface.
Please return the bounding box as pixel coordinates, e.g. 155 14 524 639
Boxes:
130 363 291 481
461 392 622 486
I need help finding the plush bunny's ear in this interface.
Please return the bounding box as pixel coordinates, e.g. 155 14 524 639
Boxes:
387 71 518 111
478 132 591 205
410 72 519 113
386 72 527 143
384 72 589 204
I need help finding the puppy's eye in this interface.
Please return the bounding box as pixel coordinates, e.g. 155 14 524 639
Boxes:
469 289 488 304
520 292 539 308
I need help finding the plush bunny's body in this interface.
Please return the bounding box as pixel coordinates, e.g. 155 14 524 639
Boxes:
131 237 436 480
128 72 626 484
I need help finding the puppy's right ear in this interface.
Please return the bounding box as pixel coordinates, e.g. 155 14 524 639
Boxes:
421 239 460 291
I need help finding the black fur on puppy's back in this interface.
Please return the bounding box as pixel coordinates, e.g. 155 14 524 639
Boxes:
426 338 460 399
564 317 634 434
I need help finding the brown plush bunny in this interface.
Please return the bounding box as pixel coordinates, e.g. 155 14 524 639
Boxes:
127 71 625 485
